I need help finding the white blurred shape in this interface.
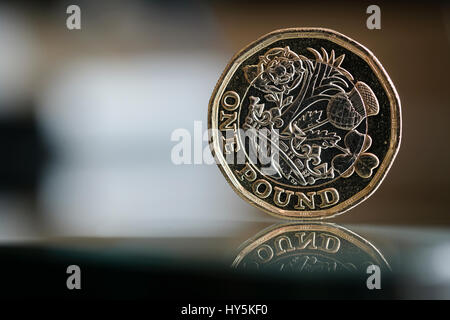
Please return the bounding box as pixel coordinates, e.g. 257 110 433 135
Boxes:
429 243 450 284
37 53 266 237
39 163 259 237
37 54 224 161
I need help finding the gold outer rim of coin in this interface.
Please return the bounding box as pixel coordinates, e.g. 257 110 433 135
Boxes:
231 222 391 270
208 27 402 220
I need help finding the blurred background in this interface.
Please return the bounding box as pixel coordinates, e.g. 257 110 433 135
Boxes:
0 0 449 242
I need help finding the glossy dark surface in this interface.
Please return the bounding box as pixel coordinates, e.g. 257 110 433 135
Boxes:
1 221 449 299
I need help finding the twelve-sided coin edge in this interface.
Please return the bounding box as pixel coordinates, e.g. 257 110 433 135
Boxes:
208 27 401 220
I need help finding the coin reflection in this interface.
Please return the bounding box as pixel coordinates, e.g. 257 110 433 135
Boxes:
232 223 390 274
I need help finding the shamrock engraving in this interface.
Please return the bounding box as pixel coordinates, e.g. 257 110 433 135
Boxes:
331 130 379 178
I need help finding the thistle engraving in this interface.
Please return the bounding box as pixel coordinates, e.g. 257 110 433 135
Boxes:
242 46 380 186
